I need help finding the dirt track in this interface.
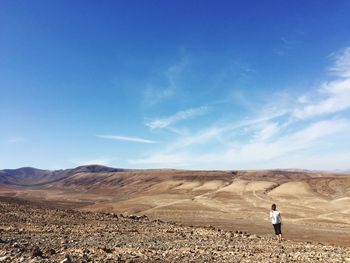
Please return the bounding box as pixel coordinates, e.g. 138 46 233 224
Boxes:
1 168 350 246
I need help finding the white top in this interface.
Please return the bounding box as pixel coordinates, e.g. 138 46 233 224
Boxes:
270 210 281 224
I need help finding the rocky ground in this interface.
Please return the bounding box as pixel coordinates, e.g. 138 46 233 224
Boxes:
0 197 350 263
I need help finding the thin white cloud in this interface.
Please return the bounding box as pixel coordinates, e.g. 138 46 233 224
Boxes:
129 152 190 166
131 46 350 170
293 47 350 119
144 87 174 106
224 118 350 163
252 122 280 142
8 137 25 143
274 36 302 56
143 56 188 106
329 46 350 78
297 95 311 104
145 106 208 129
293 78 350 119
272 150 350 171
131 119 350 167
130 110 290 166
96 134 158 144
165 109 289 151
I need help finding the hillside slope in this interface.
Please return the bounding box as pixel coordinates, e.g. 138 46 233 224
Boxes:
1 167 350 245
1 197 349 263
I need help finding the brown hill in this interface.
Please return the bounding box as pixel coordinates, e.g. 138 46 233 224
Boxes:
0 165 124 186
1 166 350 245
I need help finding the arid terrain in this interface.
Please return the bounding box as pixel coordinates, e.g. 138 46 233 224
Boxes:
1 166 350 261
1 197 350 263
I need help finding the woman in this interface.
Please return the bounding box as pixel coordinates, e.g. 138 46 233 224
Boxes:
270 203 282 241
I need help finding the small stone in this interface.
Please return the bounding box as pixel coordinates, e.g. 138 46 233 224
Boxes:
110 213 118 218
0 256 9 261
12 242 20 248
225 232 232 238
48 248 56 255
31 246 43 258
102 247 113 253
60 255 72 263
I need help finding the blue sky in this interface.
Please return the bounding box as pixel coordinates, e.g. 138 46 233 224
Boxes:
1 1 350 170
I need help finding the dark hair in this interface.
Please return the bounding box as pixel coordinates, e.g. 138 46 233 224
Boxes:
271 204 276 211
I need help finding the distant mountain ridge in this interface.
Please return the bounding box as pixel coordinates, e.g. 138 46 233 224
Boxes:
0 165 125 186
1 165 348 190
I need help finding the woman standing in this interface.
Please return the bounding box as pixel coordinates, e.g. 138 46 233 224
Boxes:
270 203 283 241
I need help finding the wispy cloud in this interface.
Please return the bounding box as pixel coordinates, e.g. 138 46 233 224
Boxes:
96 134 158 144
223 118 350 164
145 106 208 130
293 47 350 119
252 122 280 142
8 137 25 143
274 36 302 56
293 79 350 119
164 109 289 151
129 110 290 166
144 87 174 107
130 46 350 170
143 56 188 106
329 46 350 78
129 152 190 166
130 119 350 168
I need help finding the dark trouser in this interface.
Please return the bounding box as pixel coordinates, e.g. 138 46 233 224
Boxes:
273 223 282 235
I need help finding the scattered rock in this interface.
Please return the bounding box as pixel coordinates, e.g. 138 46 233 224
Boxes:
47 248 56 255
0 256 9 261
60 255 72 263
102 247 113 253
109 213 118 218
0 198 349 262
31 246 43 258
12 242 20 248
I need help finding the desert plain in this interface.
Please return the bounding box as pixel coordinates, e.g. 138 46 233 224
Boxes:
1 165 350 262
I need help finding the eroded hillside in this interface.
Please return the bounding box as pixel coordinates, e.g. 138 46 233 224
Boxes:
1 166 350 245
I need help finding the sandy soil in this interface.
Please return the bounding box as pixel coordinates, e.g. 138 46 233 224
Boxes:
1 197 350 263
1 169 350 246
